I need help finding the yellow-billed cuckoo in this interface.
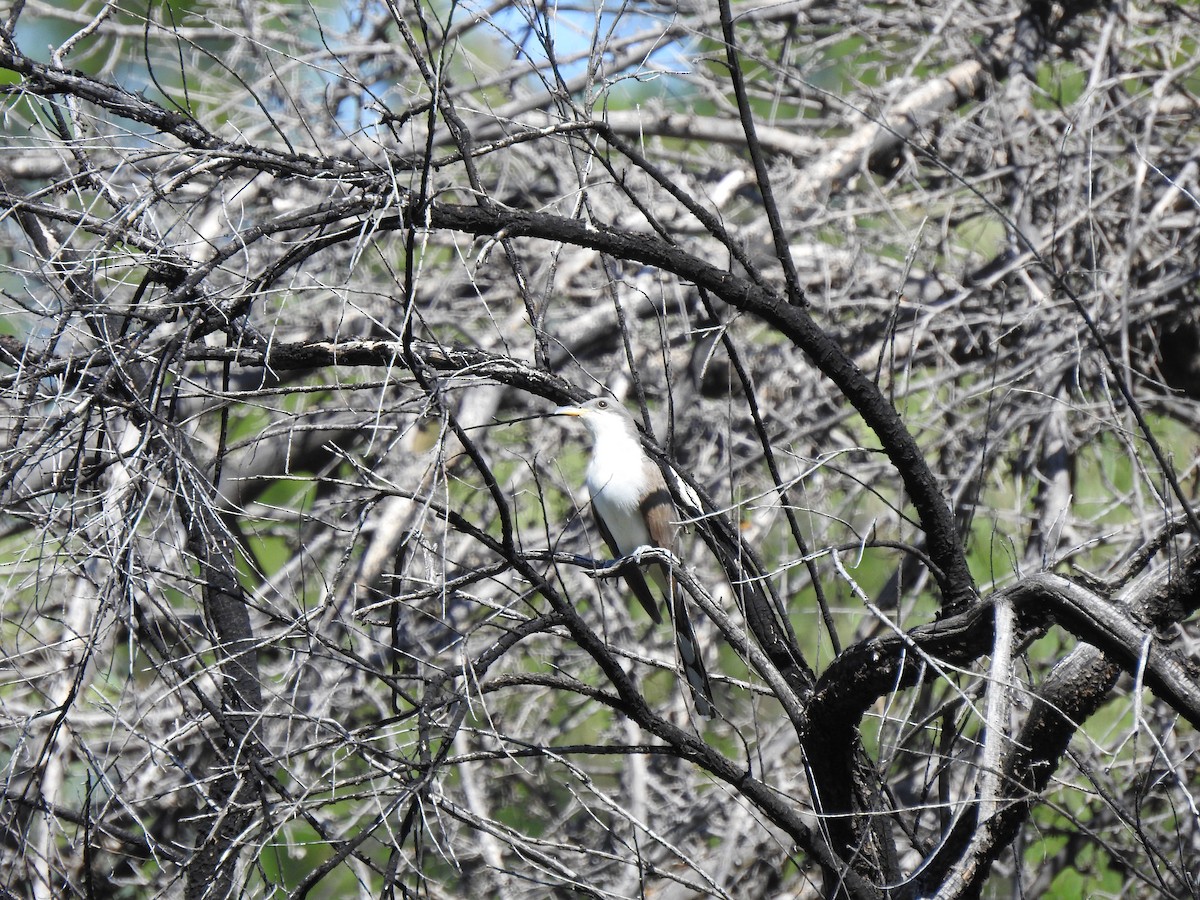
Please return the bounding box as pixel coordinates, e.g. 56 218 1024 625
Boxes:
555 397 715 718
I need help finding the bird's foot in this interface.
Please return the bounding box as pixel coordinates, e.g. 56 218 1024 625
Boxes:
630 544 657 565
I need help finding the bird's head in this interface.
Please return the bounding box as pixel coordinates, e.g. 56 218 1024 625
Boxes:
553 397 637 441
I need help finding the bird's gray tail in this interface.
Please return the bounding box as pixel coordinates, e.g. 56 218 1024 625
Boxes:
671 590 715 718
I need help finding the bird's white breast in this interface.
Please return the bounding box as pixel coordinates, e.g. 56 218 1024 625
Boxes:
586 428 652 553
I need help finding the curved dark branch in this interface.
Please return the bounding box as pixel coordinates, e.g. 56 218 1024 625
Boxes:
394 202 974 612
806 547 1200 893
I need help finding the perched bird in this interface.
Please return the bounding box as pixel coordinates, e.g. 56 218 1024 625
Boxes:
555 396 715 718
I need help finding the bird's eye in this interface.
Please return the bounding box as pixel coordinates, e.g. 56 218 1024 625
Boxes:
596 399 608 409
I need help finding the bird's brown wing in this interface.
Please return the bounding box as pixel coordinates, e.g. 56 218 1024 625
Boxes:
640 483 715 718
591 500 664 624
639 485 677 550
639 484 678 598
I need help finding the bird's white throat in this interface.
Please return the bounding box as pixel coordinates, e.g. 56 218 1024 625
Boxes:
585 426 649 513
